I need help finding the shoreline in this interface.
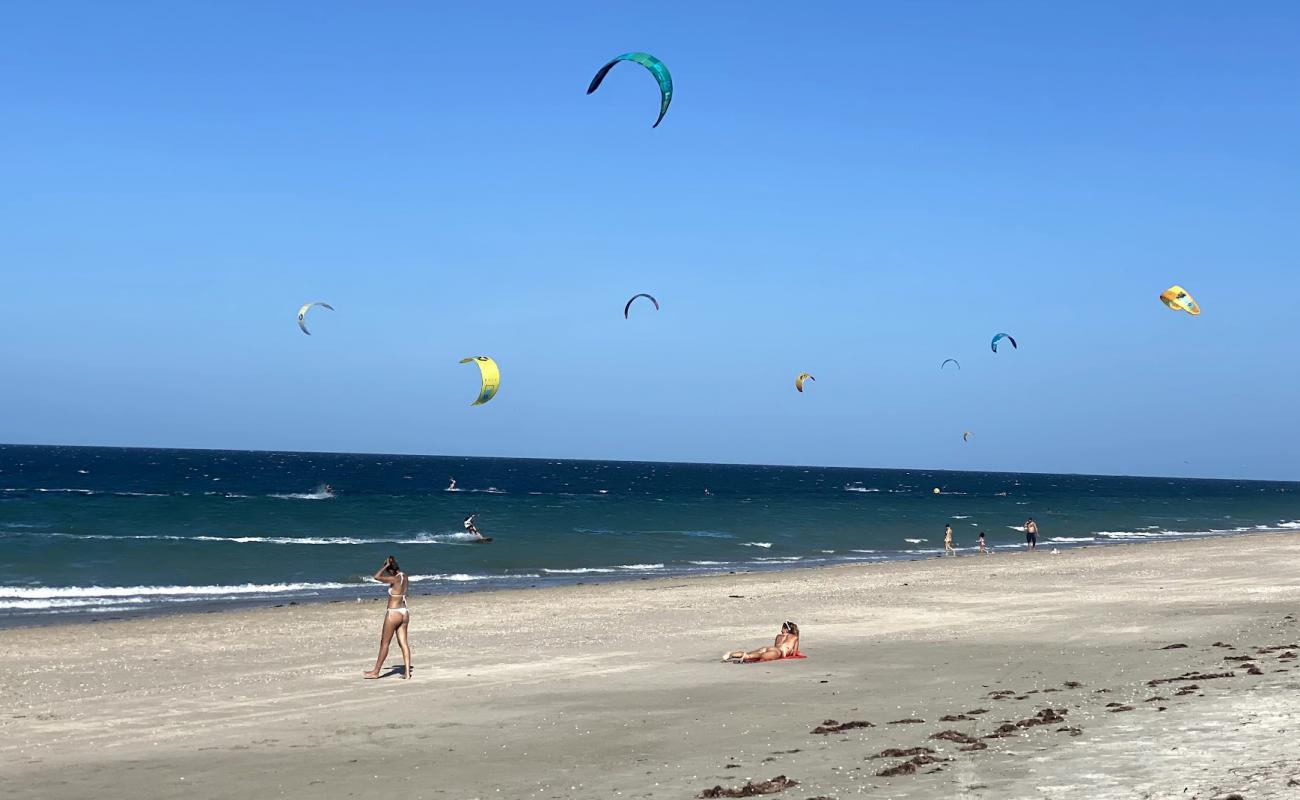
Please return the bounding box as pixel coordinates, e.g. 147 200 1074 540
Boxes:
4 525 1297 630
5 532 1300 799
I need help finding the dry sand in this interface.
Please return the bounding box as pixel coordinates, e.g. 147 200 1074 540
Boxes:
3 533 1300 799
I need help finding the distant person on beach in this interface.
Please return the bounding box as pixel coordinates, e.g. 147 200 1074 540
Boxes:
721 621 801 663
464 514 484 540
944 524 955 556
1025 517 1039 550
364 555 413 680
977 531 988 554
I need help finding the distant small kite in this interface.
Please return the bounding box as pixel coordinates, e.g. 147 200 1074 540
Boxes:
941 358 961 370
1159 285 1200 316
991 333 1017 353
587 52 673 128
795 373 815 393
459 356 500 406
297 302 334 335
623 293 660 319
963 431 972 443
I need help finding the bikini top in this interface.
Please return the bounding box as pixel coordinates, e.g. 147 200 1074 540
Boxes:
389 571 407 601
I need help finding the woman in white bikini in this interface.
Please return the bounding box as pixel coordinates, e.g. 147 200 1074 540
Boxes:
364 555 413 680
721 621 801 663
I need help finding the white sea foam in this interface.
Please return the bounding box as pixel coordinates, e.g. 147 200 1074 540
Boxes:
952 515 971 519
904 538 927 544
269 490 334 500
1008 525 1027 532
688 560 729 566
1048 536 1096 543
0 581 353 609
542 567 616 574
617 563 664 570
843 485 882 493
740 542 773 549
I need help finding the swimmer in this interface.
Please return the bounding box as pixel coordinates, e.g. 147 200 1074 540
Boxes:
722 621 801 663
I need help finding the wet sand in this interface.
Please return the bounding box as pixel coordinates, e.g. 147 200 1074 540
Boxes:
3 533 1300 799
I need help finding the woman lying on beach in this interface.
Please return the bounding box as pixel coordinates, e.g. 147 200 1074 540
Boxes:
364 555 413 680
721 621 800 663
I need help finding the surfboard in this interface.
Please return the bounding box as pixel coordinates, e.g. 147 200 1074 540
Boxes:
472 537 493 544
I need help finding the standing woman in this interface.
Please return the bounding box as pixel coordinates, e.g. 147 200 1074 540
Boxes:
364 555 413 679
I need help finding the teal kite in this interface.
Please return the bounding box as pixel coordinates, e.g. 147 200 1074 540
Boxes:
991 333 1017 353
587 52 673 128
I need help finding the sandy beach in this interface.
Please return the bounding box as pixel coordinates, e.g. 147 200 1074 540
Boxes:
3 533 1299 799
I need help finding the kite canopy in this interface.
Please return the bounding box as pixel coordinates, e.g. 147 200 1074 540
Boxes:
459 356 500 406
297 302 334 335
587 52 673 128
962 431 972 442
795 373 815 393
940 358 961 370
990 333 1017 353
623 293 660 319
1160 285 1200 315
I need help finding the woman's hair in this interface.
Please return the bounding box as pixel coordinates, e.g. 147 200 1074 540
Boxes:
384 556 401 576
782 621 799 636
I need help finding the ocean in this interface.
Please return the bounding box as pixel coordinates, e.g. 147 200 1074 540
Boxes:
1 444 1296 623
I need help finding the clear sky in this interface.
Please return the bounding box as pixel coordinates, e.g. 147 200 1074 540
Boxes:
2 2 1298 480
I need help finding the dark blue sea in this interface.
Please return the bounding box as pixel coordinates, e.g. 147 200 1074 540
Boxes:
1 444 1296 622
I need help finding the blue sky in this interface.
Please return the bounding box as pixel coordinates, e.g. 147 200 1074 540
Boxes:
2 2 1298 479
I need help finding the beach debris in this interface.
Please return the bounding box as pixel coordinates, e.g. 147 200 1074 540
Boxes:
1062 681 1084 688
871 747 934 759
1016 708 1068 728
795 373 815 393
1245 664 1264 675
1056 726 1083 736
1160 643 1189 649
986 689 1015 699
811 720 874 735
1209 794 1245 800
940 358 961 370
990 332 1017 353
1148 671 1234 686
623 293 660 318
959 741 989 751
929 730 980 744
1107 705 1136 713
296 301 334 335
1212 641 1234 648
964 708 990 715
876 761 918 777
1224 655 1255 662
1256 643 1299 654
985 723 1020 739
1174 685 1200 696
939 714 973 722
459 356 501 406
1279 651 1297 660
1159 285 1201 315
697 776 798 798
1041 687 1061 693
588 52 673 128
886 718 925 724
1144 696 1168 702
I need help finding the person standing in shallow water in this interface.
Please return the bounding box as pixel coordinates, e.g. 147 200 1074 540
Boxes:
943 524 955 557
977 531 989 554
364 555 412 679
1025 517 1039 550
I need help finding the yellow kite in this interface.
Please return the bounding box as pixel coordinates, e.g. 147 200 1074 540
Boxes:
459 356 500 406
1160 285 1200 315
795 373 815 393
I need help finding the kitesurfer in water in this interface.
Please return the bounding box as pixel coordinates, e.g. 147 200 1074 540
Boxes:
447 477 456 491
721 621 801 663
464 514 484 540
